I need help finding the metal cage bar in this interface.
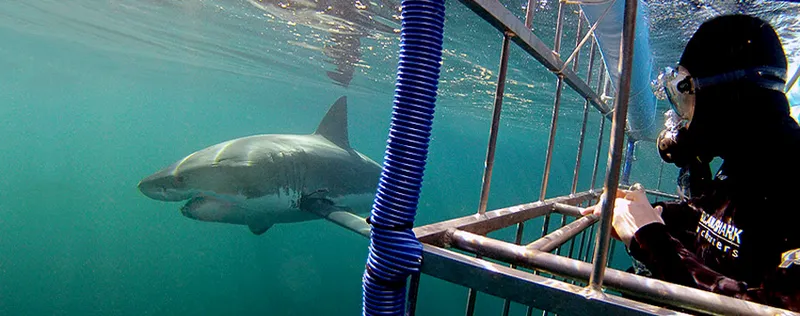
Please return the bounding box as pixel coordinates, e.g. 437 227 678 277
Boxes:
361 0 800 314
570 34 596 196
477 32 513 216
467 30 515 316
559 13 595 262
456 0 609 114
406 273 422 316
439 229 791 316
588 0 639 291
589 61 608 192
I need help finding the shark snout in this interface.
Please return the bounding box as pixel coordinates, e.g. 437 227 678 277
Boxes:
137 172 191 202
137 182 167 201
137 181 179 201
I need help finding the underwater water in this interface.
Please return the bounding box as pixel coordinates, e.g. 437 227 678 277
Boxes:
0 0 798 315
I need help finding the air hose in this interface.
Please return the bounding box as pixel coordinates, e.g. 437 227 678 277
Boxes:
361 0 445 314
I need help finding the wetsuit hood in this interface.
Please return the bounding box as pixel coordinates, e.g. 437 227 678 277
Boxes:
677 15 792 160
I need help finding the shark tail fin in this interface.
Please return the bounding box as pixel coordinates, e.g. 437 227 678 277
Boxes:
314 96 351 150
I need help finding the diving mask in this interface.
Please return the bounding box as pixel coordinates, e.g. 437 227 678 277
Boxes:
656 65 788 121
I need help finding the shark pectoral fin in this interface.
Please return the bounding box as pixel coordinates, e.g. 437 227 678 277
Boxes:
248 221 274 235
301 199 370 236
324 208 370 236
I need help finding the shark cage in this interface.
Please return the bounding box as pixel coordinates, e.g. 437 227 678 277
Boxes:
308 0 800 315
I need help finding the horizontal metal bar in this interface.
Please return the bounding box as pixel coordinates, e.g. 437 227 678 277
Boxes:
526 214 598 252
421 244 690 316
562 189 679 207
414 190 599 245
552 203 584 217
448 230 793 316
645 189 679 200
455 0 610 115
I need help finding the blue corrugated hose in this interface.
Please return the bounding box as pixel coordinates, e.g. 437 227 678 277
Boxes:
361 0 445 315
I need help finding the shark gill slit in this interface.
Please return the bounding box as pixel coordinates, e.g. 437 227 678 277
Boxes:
173 151 198 175
213 140 236 165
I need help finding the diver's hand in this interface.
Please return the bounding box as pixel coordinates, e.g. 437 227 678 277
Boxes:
580 185 664 246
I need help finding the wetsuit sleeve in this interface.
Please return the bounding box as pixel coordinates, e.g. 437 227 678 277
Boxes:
628 223 800 311
628 223 747 295
652 200 701 237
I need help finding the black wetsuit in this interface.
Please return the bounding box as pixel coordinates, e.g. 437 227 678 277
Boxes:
628 136 800 312
628 14 800 312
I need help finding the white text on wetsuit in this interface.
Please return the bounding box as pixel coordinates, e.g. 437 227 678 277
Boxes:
697 213 743 258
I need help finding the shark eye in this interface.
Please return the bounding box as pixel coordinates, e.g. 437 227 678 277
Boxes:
173 175 185 185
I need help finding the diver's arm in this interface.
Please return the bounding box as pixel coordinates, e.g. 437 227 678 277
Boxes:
652 200 701 230
649 200 702 245
629 222 746 294
629 223 800 311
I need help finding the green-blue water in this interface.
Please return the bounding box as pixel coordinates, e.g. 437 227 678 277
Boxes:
1 0 797 315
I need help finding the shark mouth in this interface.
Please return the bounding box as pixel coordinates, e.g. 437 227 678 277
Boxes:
180 195 232 216
179 195 247 224
180 196 209 219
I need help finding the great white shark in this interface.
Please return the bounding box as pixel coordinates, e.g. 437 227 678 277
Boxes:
137 96 381 235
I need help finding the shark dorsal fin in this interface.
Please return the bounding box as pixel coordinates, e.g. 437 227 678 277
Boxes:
314 96 351 149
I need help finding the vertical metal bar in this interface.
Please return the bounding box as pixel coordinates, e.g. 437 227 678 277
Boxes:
588 0 638 290
537 76 563 226
524 0 537 29
570 39 596 195
589 62 607 191
501 285 513 314
620 137 636 186
654 161 665 203
596 62 607 99
577 224 589 260
552 0 566 57
504 3 538 315
608 239 617 268
589 114 606 190
656 161 665 191
467 32 513 316
566 176 590 260
406 273 421 316
580 36 604 277
477 33 513 215
583 224 596 262
581 197 601 268
465 287 478 316
536 0 567 238
501 224 526 316
531 5 568 316
555 216 569 258
557 10 591 259
571 10 584 72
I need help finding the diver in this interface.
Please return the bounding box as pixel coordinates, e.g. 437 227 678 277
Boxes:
583 14 800 311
